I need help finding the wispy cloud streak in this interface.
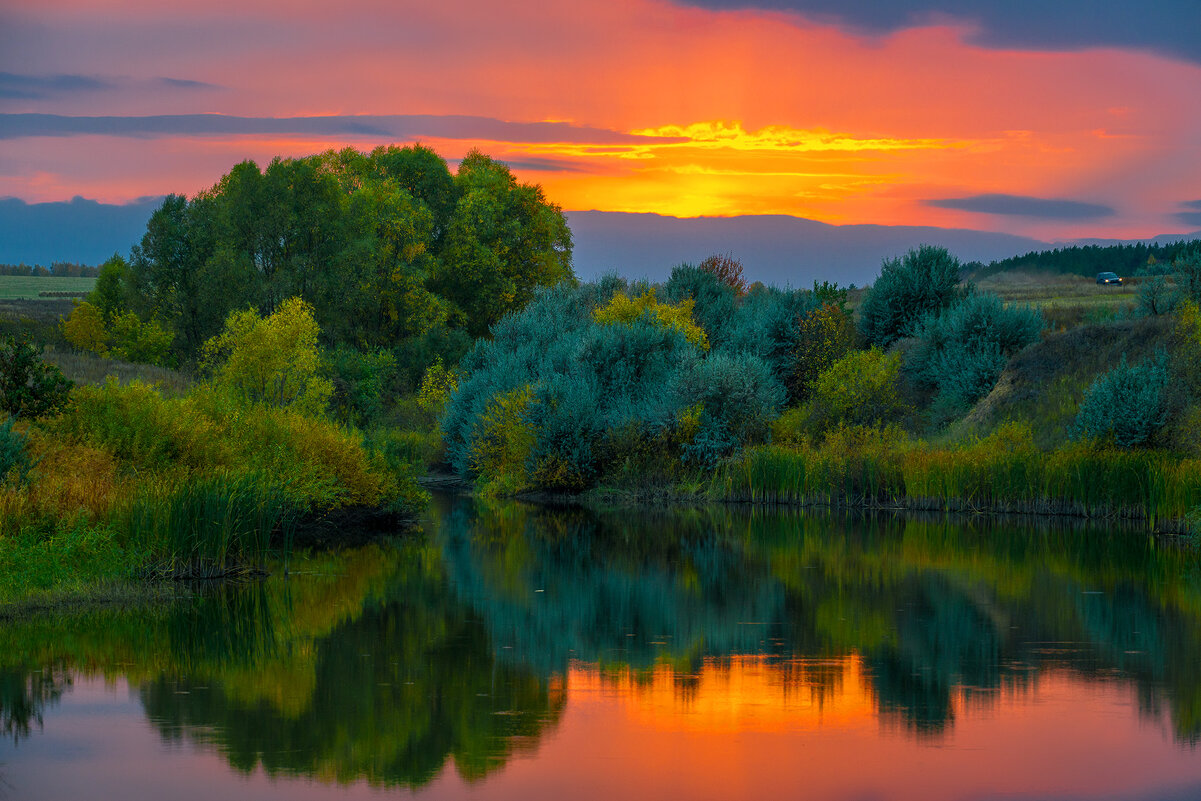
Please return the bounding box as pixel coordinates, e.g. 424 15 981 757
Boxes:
0 113 686 144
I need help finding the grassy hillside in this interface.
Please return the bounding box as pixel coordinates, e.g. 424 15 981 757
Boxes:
948 315 1181 448
973 270 1142 329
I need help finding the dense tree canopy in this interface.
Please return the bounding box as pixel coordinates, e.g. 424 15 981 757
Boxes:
122 145 573 380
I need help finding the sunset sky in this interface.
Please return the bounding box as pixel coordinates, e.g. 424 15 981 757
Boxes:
3 0 1201 241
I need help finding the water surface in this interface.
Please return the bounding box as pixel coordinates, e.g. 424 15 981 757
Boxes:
3 494 1200 800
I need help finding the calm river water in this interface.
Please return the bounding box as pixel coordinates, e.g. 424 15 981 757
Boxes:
3 493 1201 800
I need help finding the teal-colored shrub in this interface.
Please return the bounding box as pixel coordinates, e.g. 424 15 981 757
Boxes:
442 276 797 489
1136 276 1180 317
664 264 819 389
675 351 784 466
720 284 818 384
1071 349 1171 448
663 264 738 345
858 245 965 348
1177 245 1201 305
0 416 30 484
909 291 1044 414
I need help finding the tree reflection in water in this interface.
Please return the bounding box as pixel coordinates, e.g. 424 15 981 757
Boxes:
1 493 1199 790
433 494 1201 743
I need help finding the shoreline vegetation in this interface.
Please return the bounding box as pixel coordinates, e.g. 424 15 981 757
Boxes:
2 143 1201 611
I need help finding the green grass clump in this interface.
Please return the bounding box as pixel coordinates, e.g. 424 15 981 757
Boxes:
0 521 130 603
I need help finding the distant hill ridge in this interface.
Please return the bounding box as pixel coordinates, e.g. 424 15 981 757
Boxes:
3 196 1200 287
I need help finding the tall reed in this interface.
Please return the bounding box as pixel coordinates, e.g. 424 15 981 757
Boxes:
712 427 1201 528
121 472 299 579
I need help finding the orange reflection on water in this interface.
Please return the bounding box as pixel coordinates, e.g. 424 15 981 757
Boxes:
570 655 875 735
494 656 1201 801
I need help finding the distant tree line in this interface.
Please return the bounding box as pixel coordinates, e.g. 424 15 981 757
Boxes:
975 239 1201 279
0 262 98 277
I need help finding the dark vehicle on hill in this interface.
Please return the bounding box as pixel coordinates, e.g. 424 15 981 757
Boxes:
1096 272 1123 285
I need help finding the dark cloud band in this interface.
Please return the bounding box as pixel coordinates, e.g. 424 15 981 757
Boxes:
679 1 1201 64
925 193 1114 220
0 73 111 100
1 73 223 100
0 113 685 145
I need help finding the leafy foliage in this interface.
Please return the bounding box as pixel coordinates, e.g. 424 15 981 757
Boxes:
675 351 783 466
424 149 573 339
469 385 536 493
202 298 333 415
800 348 909 435
663 264 739 344
323 346 397 427
697 252 747 295
1176 245 1201 306
665 265 819 391
91 255 132 320
0 335 72 419
52 380 396 511
1136 275 1180 317
61 302 109 355
106 312 174 365
125 145 573 377
1177 300 1201 400
593 290 708 350
63 266 175 366
858 245 965 348
1071 349 1171 448
788 302 855 403
811 280 849 312
441 279 787 491
417 358 459 418
720 285 818 384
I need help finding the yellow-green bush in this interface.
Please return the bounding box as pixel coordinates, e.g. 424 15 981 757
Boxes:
202 297 333 414
107 311 174 365
469 385 535 495
61 301 109 355
417 358 459 417
794 348 909 436
593 290 709 350
51 379 228 473
0 427 122 536
788 301 854 402
44 379 394 512
1178 300 1201 398
60 302 175 366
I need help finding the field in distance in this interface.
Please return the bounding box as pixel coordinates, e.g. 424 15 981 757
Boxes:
0 275 96 300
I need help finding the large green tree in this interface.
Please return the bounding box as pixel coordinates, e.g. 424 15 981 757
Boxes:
125 145 573 376
432 151 574 338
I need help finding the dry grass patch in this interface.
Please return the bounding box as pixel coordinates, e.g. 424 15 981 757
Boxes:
45 348 192 395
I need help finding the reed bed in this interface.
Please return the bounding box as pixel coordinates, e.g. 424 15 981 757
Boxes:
121 472 299 579
712 429 1201 529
